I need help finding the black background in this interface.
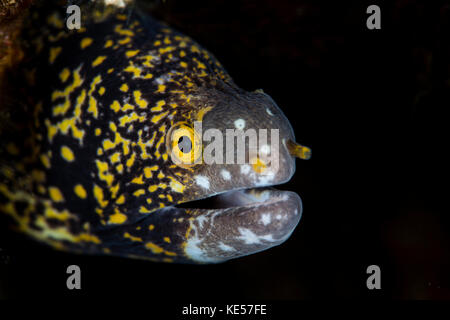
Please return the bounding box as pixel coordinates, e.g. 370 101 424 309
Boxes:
1 0 449 300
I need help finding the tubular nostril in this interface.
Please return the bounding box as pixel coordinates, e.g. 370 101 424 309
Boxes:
287 139 312 160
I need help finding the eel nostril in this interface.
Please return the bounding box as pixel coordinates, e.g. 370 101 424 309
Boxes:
287 139 312 160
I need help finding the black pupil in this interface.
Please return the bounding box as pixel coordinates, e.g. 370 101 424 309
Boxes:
178 136 192 153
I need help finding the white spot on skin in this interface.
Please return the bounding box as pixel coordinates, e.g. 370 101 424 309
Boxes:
237 227 261 244
266 108 274 116
195 175 210 189
237 228 280 245
196 215 208 229
234 119 246 130
104 0 127 8
260 144 271 155
218 242 235 252
260 234 276 242
240 164 251 175
184 215 219 263
155 73 171 85
184 237 217 263
276 214 282 220
255 171 275 187
220 169 231 180
260 213 271 226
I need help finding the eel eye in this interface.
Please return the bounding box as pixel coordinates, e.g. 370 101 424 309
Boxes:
167 122 202 166
177 136 192 153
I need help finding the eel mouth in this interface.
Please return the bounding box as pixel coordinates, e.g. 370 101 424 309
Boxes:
171 139 310 262
175 187 303 263
177 187 301 212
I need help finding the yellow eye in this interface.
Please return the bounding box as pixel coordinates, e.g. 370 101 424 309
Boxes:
167 122 202 166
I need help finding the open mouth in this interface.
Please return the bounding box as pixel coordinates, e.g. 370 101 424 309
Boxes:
176 186 300 210
170 139 310 262
175 138 310 212
176 186 303 243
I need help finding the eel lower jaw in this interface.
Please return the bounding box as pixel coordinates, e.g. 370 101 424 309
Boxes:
175 187 302 263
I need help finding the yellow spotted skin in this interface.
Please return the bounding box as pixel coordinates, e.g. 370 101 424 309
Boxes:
0 1 235 263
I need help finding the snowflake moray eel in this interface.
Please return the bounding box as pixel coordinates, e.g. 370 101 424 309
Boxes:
0 0 311 263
